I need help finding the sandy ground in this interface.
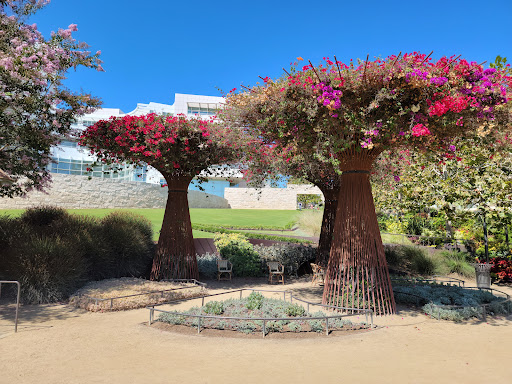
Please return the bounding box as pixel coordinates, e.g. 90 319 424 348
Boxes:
1 277 511 384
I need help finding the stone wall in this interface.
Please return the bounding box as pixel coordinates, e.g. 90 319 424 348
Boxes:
224 185 323 210
0 174 229 209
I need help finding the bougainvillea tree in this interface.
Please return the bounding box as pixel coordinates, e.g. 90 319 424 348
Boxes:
80 114 237 280
223 53 512 314
0 0 102 197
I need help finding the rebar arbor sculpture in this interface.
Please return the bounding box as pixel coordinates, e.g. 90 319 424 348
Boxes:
223 53 512 315
80 114 236 280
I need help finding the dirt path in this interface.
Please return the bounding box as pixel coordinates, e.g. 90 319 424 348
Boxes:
1 277 511 384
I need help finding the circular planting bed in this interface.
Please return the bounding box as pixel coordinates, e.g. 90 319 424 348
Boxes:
393 279 511 321
149 290 374 338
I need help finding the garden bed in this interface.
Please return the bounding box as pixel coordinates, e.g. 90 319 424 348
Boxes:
69 277 206 312
393 282 511 321
153 291 372 337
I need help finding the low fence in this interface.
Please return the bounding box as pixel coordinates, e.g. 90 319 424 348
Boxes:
391 275 466 287
147 288 374 338
0 281 20 333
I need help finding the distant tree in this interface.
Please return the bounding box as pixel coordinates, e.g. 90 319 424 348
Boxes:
80 114 238 280
0 0 102 197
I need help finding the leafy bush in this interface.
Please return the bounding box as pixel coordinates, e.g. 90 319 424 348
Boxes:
196 252 220 279
214 233 261 277
254 243 316 276
203 301 224 315
491 256 512 283
286 303 306 317
246 291 264 310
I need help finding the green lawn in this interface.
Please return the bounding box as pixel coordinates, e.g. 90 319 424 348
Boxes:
189 209 299 228
0 208 410 243
0 208 299 240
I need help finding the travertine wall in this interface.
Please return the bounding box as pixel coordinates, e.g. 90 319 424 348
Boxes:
0 174 229 209
224 185 323 210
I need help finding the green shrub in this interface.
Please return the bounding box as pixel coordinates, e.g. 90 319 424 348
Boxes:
9 236 89 303
197 253 220 279
0 207 156 303
20 205 70 228
384 245 401 267
214 233 261 277
384 245 435 275
94 212 155 279
203 301 224 315
254 243 316 276
286 303 306 317
436 251 475 278
246 291 264 310
410 251 435 275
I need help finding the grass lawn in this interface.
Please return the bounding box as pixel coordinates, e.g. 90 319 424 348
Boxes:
0 208 299 240
0 208 411 244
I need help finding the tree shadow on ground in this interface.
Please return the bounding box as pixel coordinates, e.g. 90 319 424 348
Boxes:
0 301 85 328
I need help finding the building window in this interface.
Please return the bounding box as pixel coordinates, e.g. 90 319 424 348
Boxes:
81 120 96 127
187 103 219 116
49 157 147 182
59 140 77 148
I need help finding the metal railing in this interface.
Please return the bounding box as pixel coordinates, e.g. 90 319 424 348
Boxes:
77 279 205 311
0 281 20 333
147 288 374 338
391 275 466 287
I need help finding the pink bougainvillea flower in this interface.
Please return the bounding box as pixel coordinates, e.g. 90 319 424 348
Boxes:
412 124 431 137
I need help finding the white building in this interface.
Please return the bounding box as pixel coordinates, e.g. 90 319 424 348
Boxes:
49 93 246 197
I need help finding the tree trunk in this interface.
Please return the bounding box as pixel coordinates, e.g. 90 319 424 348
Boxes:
150 175 198 280
322 149 396 315
316 183 340 266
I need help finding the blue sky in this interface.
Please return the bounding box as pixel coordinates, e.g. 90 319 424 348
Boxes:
30 0 512 113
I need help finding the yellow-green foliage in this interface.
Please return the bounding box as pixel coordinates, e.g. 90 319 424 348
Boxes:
296 210 322 237
386 220 409 234
213 233 250 249
213 233 261 277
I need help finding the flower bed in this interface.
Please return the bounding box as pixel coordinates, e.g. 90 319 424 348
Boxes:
156 292 370 335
